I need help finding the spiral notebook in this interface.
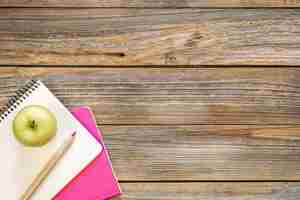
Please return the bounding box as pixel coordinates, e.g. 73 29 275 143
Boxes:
0 80 102 200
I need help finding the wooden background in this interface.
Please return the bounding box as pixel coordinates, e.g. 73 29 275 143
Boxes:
1 1 300 199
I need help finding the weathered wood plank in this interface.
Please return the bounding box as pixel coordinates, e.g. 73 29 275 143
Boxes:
1 9 300 65
0 67 17 107
102 125 300 180
118 182 300 199
1 0 300 8
17 67 300 125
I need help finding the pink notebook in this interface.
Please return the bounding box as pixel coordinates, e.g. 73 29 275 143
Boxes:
54 107 122 200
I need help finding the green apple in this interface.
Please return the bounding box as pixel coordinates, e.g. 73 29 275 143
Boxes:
13 105 57 147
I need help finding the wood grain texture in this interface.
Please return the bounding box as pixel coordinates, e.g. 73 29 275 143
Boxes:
1 0 300 8
17 67 300 125
0 68 17 108
102 125 300 180
1 9 300 65
1 67 300 180
118 182 300 199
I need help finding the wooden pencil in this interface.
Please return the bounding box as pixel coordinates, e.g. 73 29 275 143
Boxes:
21 131 77 200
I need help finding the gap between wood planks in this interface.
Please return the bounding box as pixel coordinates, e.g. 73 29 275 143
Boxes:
118 180 300 183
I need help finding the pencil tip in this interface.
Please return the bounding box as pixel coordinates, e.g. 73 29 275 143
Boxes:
71 131 77 137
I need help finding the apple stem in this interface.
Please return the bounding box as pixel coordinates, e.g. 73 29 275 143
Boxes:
30 120 37 129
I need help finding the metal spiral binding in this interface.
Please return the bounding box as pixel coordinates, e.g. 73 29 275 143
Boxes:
0 80 41 123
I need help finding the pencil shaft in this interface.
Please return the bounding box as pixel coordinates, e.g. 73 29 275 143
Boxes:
21 133 76 200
